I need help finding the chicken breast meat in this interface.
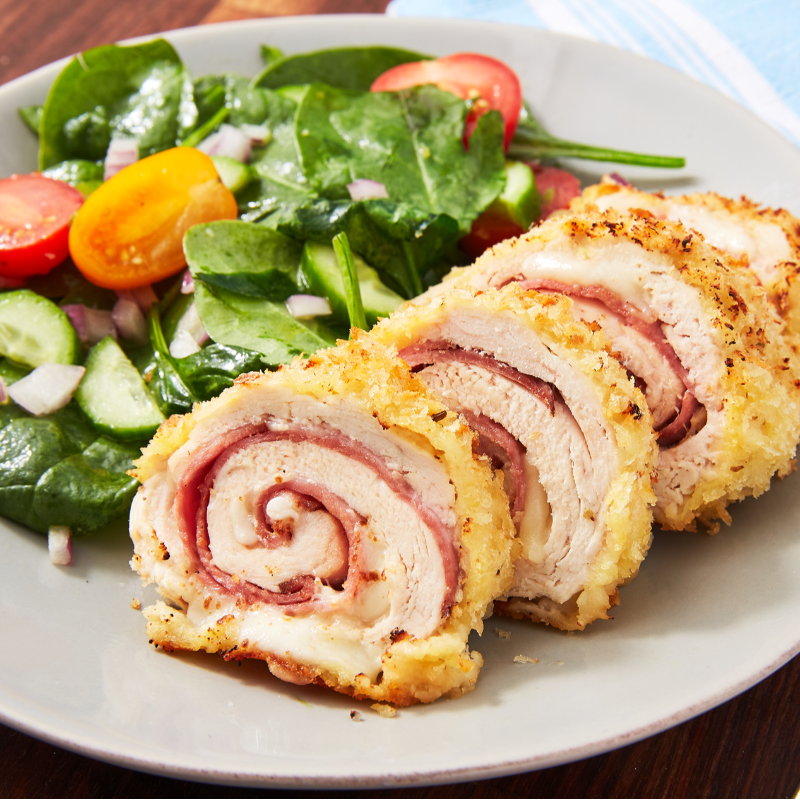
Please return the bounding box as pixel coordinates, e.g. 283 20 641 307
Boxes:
375 285 657 630
421 208 800 532
572 176 800 334
129 335 516 706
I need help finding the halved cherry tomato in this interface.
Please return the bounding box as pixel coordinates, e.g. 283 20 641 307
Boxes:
530 165 581 219
0 174 84 278
371 53 522 150
69 147 238 290
459 215 525 261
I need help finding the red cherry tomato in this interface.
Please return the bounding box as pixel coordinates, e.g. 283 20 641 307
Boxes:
371 53 522 151
0 174 84 278
459 215 525 261
530 165 581 219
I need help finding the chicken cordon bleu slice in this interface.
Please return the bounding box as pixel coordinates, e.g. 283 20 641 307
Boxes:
572 177 800 334
129 335 516 706
420 209 800 532
374 286 658 630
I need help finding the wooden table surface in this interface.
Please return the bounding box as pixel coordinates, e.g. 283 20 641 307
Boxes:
1 0 800 797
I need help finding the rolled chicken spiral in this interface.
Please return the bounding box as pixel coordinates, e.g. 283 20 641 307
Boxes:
129 336 516 706
421 209 800 531
375 286 658 630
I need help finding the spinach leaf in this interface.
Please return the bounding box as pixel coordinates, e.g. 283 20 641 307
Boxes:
193 281 333 366
18 105 43 135
145 306 200 416
41 159 104 185
260 45 283 68
277 198 460 298
184 221 303 301
295 84 506 234
26 259 117 309
253 46 428 92
234 88 313 223
175 343 268 400
33 438 141 534
0 402 141 534
508 102 685 168
39 39 196 169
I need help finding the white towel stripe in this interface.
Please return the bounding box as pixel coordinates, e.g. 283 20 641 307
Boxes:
524 0 596 40
565 0 647 56
613 0 736 98
652 0 800 143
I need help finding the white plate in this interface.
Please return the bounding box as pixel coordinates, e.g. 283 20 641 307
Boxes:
1 15 799 790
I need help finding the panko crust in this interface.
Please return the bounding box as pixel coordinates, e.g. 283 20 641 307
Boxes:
572 177 800 335
424 208 800 531
130 333 516 706
374 286 658 630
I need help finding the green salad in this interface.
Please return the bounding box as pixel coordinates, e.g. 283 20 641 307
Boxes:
0 38 684 540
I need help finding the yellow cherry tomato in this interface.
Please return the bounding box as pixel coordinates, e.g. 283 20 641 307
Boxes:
69 147 238 289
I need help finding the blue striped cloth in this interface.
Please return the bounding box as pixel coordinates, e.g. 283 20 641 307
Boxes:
385 0 800 151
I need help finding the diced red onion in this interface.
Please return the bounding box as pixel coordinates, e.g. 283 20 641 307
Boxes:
62 304 116 345
169 329 202 358
607 172 632 186
286 294 332 319
197 124 251 163
104 137 139 181
346 179 389 201
180 270 195 295
48 526 73 566
239 123 271 144
112 298 148 344
0 376 6 405
169 302 208 359
116 285 157 312
7 364 85 416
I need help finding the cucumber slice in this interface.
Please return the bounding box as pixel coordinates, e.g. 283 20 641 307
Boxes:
211 155 254 194
300 243 403 327
75 337 164 440
0 290 80 367
488 161 540 229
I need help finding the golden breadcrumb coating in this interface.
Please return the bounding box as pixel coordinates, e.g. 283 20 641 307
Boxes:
572 177 800 335
130 333 516 706
419 208 800 532
374 285 657 630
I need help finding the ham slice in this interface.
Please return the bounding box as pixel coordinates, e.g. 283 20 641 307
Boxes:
376 286 658 630
416 208 800 532
573 177 800 335
129 335 516 706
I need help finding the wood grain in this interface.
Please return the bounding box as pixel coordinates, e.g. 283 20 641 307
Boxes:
1 1 799 797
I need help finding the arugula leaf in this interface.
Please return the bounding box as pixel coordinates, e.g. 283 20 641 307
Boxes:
295 84 506 234
253 46 428 92
39 39 196 169
183 220 303 301
193 282 334 367
508 103 685 168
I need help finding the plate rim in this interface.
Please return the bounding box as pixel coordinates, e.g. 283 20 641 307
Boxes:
1 14 799 790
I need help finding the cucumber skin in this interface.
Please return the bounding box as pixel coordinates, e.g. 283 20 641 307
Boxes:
300 243 403 327
0 290 80 367
75 337 164 441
